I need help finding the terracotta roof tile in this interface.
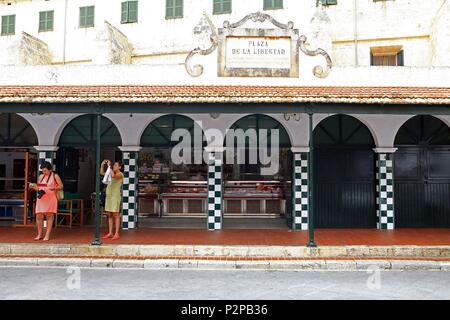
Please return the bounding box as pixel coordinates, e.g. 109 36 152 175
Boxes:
0 85 448 104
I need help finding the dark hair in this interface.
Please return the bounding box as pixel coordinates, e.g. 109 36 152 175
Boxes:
40 161 53 171
114 161 123 171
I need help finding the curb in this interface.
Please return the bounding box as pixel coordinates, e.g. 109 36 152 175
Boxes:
0 257 449 271
1 243 450 259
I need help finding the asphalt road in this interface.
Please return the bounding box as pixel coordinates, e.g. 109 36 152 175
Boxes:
0 267 449 300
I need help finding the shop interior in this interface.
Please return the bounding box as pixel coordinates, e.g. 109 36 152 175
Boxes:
0 114 38 226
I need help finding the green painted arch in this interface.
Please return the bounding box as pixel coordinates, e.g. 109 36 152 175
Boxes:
0 113 38 147
140 114 205 148
395 115 450 146
58 114 122 147
225 114 292 148
313 114 375 147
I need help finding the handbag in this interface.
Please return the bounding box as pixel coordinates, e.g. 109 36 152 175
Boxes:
53 173 64 200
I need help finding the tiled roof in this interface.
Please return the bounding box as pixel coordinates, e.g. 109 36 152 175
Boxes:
0 85 449 104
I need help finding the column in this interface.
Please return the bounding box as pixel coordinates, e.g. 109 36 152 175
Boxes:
291 147 309 230
205 147 224 231
34 146 59 172
374 148 397 230
34 146 58 227
119 146 141 230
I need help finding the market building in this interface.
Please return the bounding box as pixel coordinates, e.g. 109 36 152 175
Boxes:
0 0 449 235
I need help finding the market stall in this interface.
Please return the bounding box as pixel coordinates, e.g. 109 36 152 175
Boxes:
0 148 37 226
224 180 288 218
138 148 207 217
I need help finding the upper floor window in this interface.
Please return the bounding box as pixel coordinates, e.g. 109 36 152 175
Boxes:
39 10 54 32
166 0 183 19
1 14 15 36
80 6 95 28
213 0 231 15
121 1 138 24
263 0 283 10
370 46 404 66
318 0 337 5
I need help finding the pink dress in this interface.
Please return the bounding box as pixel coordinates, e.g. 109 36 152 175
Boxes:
35 173 58 214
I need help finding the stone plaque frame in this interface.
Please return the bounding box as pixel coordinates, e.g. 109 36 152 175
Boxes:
217 28 299 78
185 12 332 79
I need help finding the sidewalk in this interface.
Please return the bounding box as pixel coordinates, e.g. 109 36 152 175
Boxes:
1 227 449 269
2 227 450 245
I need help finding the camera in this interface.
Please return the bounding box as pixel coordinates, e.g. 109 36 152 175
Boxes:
37 190 46 199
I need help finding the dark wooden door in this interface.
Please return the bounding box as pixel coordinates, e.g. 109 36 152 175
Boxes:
314 148 376 228
395 147 450 227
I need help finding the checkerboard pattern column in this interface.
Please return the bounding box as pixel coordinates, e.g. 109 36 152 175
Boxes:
376 153 395 230
122 152 138 230
292 152 309 230
38 151 57 173
207 151 223 230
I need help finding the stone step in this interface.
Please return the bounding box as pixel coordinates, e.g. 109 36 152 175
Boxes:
0 257 448 271
1 243 450 259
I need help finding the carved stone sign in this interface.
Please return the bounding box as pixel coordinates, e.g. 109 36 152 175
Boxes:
219 30 298 77
217 14 299 78
185 12 332 79
225 37 291 69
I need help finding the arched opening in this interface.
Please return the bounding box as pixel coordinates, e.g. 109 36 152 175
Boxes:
0 114 38 224
138 115 207 226
313 114 376 228
57 115 122 214
222 114 292 228
394 115 450 227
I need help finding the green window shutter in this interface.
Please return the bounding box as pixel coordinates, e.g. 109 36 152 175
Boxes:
223 0 232 13
175 0 183 18
2 15 15 35
166 0 173 18
80 6 95 27
39 11 54 32
9 14 15 34
214 0 231 14
213 0 221 14
397 50 404 66
79 7 86 27
87 6 95 26
48 11 54 30
39 12 46 32
264 0 282 10
1 16 7 35
128 1 138 22
166 0 182 19
121 1 128 23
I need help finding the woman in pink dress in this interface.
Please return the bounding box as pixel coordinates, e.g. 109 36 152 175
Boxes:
30 161 63 241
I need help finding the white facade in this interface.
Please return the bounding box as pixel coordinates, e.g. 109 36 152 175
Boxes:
0 0 449 66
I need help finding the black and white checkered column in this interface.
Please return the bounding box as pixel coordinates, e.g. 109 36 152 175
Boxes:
120 147 140 230
34 146 58 173
206 148 223 231
374 149 396 230
291 148 309 230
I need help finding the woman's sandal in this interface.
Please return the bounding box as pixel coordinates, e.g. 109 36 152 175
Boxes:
111 235 120 240
102 234 113 239
33 237 43 241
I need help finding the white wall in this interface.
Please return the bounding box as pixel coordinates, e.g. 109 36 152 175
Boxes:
0 0 448 66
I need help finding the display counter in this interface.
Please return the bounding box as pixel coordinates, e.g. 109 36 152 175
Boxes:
138 180 207 217
224 181 288 218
